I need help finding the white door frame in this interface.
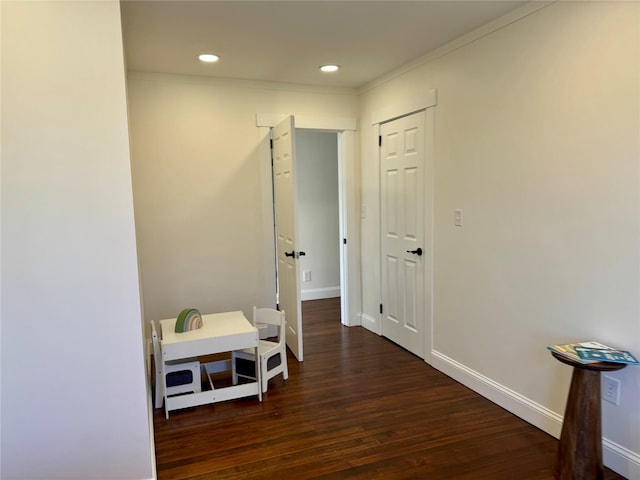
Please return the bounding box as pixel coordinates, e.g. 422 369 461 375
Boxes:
256 114 360 328
371 89 437 364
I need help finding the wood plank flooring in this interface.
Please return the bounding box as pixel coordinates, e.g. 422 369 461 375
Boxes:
153 298 625 479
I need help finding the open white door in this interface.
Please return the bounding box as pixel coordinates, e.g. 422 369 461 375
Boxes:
272 115 304 361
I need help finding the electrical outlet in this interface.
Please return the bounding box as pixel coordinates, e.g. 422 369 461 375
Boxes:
602 375 621 405
303 271 311 282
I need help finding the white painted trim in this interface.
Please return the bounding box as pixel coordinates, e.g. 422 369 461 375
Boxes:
431 350 562 435
258 126 278 309
423 105 435 366
371 89 437 126
360 313 379 335
430 350 639 478
301 287 340 301
338 130 360 328
257 113 357 131
257 114 360 330
603 439 640 480
377 95 436 361
366 122 382 337
146 352 157 480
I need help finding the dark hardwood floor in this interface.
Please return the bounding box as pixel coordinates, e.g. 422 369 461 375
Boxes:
153 298 625 479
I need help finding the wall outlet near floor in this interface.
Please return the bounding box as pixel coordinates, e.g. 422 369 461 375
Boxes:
303 271 311 282
602 375 621 405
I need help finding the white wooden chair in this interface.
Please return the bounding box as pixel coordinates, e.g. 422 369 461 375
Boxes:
232 307 289 393
150 320 202 409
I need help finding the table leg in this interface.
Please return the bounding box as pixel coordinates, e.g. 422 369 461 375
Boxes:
554 368 603 480
255 345 262 401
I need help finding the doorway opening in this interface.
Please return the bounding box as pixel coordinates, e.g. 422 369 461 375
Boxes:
295 129 341 312
258 113 358 362
271 127 344 361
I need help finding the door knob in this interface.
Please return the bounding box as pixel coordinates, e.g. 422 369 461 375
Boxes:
298 251 306 257
406 247 423 256
284 251 295 257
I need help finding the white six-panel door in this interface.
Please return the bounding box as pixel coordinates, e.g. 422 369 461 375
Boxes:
272 116 304 361
380 111 425 358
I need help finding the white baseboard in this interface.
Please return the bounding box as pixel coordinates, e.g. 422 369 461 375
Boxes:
430 350 640 479
301 286 340 301
603 439 640 480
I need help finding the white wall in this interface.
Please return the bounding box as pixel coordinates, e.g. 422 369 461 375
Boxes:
126 73 357 322
296 131 341 300
0 2 154 479
359 2 640 477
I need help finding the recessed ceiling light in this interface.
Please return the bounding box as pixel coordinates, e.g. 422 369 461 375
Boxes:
320 64 340 73
198 54 219 63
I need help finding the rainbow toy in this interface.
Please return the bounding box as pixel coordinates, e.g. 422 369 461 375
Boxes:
174 308 203 333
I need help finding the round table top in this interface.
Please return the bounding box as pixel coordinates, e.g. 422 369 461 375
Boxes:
551 351 627 371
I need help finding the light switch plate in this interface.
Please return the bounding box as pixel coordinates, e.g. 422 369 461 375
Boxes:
454 209 463 227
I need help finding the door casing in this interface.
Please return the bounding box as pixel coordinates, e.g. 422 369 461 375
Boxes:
370 89 437 364
257 114 359 330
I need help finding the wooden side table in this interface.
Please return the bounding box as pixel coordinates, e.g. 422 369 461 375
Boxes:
551 352 626 480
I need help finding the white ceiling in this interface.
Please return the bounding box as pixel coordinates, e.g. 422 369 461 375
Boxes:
120 1 527 89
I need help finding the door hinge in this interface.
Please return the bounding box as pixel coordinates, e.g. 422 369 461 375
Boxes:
343 238 347 245
378 135 382 147
380 304 383 314
269 138 274 167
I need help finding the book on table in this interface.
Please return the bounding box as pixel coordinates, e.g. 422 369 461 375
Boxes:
575 345 639 365
547 342 604 364
547 341 639 365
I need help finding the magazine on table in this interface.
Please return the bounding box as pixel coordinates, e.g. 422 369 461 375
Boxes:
547 341 638 365
547 342 605 364
574 345 639 365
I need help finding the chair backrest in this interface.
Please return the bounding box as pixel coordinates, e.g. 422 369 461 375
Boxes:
253 307 286 345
